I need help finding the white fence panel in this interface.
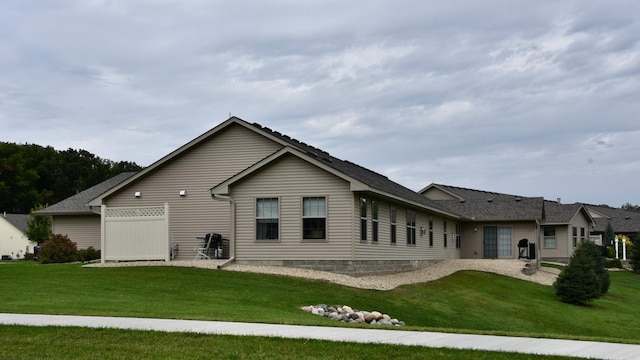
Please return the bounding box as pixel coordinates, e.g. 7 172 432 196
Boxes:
101 204 170 262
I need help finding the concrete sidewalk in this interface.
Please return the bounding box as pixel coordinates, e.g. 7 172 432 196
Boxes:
1 313 639 359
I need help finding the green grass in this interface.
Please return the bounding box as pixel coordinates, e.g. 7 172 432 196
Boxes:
0 325 582 359
1 261 639 344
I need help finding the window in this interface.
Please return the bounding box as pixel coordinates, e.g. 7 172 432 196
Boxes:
455 223 462 249
443 221 448 248
572 227 578 248
580 227 586 243
390 206 396 244
406 210 416 245
428 216 434 247
544 227 556 248
256 198 278 240
360 198 367 242
372 200 379 243
303 197 326 240
498 227 512 257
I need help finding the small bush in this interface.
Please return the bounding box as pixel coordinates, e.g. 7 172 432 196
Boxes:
76 247 101 262
39 234 78 264
607 258 623 269
22 253 35 261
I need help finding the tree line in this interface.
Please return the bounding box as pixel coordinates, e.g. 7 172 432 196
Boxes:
0 142 143 213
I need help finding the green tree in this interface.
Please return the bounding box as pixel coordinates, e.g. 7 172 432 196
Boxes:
630 233 640 274
26 204 52 244
554 242 604 304
621 203 640 212
579 240 610 295
604 222 615 247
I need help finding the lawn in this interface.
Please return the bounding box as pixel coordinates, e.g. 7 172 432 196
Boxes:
0 260 639 356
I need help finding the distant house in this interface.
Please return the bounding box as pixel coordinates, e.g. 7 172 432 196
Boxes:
420 184 595 262
40 117 639 272
0 213 37 260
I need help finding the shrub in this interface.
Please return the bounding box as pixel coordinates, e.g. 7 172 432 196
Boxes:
631 235 640 274
580 241 610 295
554 242 603 304
38 234 78 264
22 253 35 261
76 247 101 262
607 258 623 269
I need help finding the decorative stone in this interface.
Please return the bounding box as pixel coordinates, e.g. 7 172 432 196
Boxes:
302 304 404 327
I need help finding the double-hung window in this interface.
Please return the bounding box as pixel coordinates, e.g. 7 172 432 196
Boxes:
428 217 434 247
572 227 578 248
360 198 367 242
580 227 586 243
443 220 448 248
406 210 416 245
303 197 326 240
256 198 279 240
544 227 556 248
390 206 397 244
455 223 461 249
372 200 379 243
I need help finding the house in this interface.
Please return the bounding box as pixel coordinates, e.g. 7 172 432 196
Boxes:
37 172 137 250
0 213 37 260
420 184 595 263
40 117 633 272
40 117 463 275
586 204 640 245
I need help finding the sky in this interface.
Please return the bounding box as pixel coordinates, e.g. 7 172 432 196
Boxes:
1 1 639 207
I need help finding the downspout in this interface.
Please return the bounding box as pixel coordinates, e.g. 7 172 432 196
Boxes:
535 219 541 268
211 193 235 269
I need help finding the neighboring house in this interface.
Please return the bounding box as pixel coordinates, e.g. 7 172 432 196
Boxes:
38 172 137 250
420 184 595 263
586 204 640 245
0 213 37 260
41 117 463 275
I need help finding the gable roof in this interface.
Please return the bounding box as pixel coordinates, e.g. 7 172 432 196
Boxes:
543 201 595 225
586 204 640 233
37 172 137 215
211 147 459 217
421 183 543 221
2 213 28 232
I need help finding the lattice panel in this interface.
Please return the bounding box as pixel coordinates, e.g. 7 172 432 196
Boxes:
106 207 165 218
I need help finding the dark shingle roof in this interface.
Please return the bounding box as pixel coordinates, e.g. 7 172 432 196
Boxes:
434 197 544 221
37 172 137 215
543 201 586 224
2 213 28 232
248 122 455 216
586 204 640 233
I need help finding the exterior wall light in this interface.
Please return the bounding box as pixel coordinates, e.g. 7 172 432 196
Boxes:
179 190 187 197
134 191 142 198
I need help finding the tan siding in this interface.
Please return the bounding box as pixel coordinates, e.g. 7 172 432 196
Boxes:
102 124 282 259
542 226 570 259
460 221 538 259
231 155 353 261
354 196 462 260
421 187 458 200
52 215 101 249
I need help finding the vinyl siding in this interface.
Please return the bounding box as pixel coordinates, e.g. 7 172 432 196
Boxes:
52 215 101 250
102 124 282 259
460 221 538 259
421 187 458 200
231 154 353 261
354 196 461 260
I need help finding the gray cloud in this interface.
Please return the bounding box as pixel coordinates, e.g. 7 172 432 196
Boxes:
1 0 639 207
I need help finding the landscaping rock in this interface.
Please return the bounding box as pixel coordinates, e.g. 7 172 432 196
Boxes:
302 304 404 326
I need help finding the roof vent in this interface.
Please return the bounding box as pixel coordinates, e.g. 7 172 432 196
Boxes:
487 198 493 202
626 216 631 220
459 199 466 203
515 197 521 202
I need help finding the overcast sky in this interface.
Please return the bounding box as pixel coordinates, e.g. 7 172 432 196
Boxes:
1 1 639 207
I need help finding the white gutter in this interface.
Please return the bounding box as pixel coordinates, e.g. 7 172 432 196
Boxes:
211 193 235 269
